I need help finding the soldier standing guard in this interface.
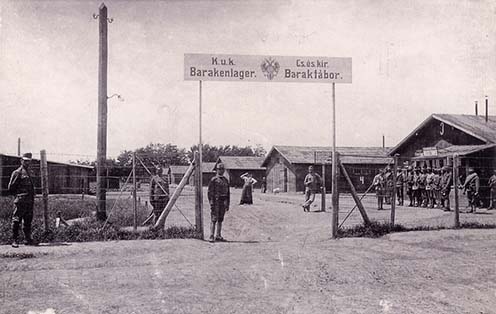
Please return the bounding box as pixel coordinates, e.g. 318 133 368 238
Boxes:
207 163 230 243
149 166 170 224
8 153 36 248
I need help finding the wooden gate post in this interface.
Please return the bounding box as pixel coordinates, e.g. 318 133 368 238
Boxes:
339 161 370 226
321 162 326 212
40 150 49 232
453 154 460 228
391 154 398 226
331 151 340 238
132 152 137 232
194 151 204 239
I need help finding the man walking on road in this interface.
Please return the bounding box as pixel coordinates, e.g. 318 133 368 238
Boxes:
207 163 230 242
8 153 36 248
302 165 322 212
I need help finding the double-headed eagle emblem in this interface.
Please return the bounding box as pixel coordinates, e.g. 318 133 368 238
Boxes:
260 58 280 80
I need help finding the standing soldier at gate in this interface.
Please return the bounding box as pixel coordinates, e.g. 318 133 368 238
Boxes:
149 166 170 224
489 169 496 210
462 167 480 213
432 168 441 208
8 153 36 248
207 163 230 243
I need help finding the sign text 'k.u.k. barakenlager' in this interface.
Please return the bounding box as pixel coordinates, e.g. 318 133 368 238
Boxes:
184 54 352 83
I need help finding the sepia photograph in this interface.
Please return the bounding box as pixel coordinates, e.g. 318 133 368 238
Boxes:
0 0 495 313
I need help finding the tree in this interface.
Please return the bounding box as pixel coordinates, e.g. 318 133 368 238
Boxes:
188 144 258 162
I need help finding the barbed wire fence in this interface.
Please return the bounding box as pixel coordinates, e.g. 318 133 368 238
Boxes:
330 153 496 230
0 151 197 233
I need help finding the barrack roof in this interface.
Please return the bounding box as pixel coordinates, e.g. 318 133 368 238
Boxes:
390 114 496 155
262 145 392 166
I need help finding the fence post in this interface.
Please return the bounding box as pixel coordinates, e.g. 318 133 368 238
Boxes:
391 154 398 226
321 162 326 212
331 151 340 238
194 151 204 239
40 150 49 233
132 152 137 232
453 154 460 228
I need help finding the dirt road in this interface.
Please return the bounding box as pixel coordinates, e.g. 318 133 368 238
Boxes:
1 190 496 314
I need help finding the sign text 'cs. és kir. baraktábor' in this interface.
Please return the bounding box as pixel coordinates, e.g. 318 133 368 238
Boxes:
184 54 351 83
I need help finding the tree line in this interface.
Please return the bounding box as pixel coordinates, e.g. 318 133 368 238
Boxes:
73 143 267 176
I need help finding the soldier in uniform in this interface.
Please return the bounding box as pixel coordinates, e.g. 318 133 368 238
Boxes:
396 168 404 206
149 166 170 224
432 168 441 208
406 166 414 206
425 167 434 208
412 167 421 206
462 167 480 213
383 167 393 205
207 163 230 243
440 166 452 211
418 167 428 207
8 153 36 248
302 165 322 212
373 169 385 210
488 169 496 210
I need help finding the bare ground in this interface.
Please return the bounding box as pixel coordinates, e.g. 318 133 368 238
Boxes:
1 189 496 314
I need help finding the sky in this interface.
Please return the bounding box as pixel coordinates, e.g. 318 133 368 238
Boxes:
0 0 495 162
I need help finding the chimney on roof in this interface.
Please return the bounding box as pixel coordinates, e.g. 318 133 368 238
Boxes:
485 96 488 122
382 135 385 149
475 101 478 116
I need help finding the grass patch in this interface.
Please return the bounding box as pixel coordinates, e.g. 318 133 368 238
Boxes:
338 220 496 238
0 195 200 244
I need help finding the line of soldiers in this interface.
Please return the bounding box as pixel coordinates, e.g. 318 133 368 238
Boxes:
373 165 490 213
373 166 454 211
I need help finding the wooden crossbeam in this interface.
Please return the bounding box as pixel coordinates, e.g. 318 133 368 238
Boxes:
339 161 371 226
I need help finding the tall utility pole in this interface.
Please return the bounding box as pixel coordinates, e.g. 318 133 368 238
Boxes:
96 3 108 221
17 138 21 156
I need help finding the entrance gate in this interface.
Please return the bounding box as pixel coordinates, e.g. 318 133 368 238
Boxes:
184 53 352 238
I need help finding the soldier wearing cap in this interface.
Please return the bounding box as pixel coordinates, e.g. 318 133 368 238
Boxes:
440 166 452 211
372 169 385 210
406 166 414 206
412 167 421 206
383 166 393 205
462 167 480 213
207 163 230 242
432 168 441 208
418 167 428 207
149 165 170 224
8 153 36 248
396 167 405 206
425 167 435 208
